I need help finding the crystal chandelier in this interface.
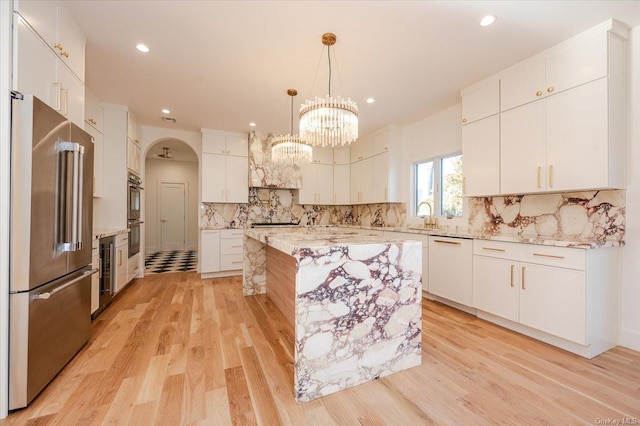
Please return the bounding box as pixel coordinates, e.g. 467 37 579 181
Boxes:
299 33 359 147
271 89 312 165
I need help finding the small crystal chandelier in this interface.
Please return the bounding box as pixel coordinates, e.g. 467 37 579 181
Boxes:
299 33 359 147
271 89 312 165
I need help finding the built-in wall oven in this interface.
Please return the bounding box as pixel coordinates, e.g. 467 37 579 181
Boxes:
127 172 143 257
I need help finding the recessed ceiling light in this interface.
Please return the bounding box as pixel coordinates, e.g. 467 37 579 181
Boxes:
249 122 256 127
366 98 375 104
162 108 170 114
480 16 496 27
136 43 150 53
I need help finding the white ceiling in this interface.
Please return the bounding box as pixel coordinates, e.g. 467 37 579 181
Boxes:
63 1 640 139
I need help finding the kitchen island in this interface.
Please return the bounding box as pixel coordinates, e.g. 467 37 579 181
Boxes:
243 227 422 402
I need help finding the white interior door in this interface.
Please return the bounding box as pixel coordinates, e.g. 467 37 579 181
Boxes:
160 182 186 251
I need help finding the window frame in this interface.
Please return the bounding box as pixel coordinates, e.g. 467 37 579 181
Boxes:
412 151 465 221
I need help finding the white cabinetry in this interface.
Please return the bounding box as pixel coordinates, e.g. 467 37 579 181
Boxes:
127 138 141 176
201 229 245 277
84 87 104 198
428 236 473 306
201 230 221 273
202 129 248 203
127 253 141 282
220 229 244 272
12 1 86 128
461 115 500 196
333 164 351 205
114 233 128 293
460 77 499 125
473 239 620 358
299 163 333 204
350 126 402 204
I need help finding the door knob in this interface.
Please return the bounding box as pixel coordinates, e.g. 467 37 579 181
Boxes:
161 219 168 223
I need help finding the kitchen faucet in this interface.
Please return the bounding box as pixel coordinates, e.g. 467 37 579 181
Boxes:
417 201 438 229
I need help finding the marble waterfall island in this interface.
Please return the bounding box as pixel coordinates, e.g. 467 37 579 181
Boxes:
243 227 422 402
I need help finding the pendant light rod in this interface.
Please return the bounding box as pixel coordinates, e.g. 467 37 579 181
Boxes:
322 33 336 97
287 88 297 134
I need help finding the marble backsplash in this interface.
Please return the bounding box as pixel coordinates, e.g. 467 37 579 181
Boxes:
468 190 625 243
201 188 406 228
249 131 302 188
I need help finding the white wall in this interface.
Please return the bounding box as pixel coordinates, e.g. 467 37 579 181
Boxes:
0 0 11 418
621 25 640 352
401 103 464 226
145 158 199 252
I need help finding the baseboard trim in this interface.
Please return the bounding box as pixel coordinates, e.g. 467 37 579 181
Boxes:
201 270 242 279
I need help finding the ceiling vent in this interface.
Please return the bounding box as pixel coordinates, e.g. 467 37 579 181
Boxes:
161 116 177 123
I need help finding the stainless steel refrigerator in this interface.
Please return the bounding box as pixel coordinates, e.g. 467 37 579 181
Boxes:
9 94 96 409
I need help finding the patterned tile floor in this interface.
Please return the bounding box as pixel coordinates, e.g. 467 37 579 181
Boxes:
145 250 198 274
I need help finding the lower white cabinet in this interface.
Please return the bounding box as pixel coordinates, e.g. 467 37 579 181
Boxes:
429 236 473 306
91 239 99 314
220 229 244 271
383 231 429 292
127 252 141 282
201 229 245 276
201 229 221 273
473 239 619 357
114 233 128 293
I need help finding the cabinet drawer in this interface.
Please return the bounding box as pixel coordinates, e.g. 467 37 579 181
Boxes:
221 253 244 271
128 256 140 278
473 240 520 260
220 238 243 254
115 233 129 246
221 228 244 239
520 244 585 270
384 231 429 246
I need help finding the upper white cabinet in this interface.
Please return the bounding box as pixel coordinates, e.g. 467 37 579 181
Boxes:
201 129 249 203
299 163 333 204
14 0 86 81
333 147 350 165
85 86 103 132
127 138 141 176
350 126 403 204
202 129 248 156
463 19 627 196
13 8 85 128
460 77 499 125
333 164 350 204
501 23 609 113
461 115 500 196
311 147 333 165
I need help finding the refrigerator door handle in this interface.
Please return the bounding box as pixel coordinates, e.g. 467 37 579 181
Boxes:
33 268 98 300
57 141 85 252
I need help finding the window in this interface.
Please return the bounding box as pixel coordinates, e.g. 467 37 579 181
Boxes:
415 153 463 218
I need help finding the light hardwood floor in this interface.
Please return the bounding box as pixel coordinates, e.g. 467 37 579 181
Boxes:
2 272 639 425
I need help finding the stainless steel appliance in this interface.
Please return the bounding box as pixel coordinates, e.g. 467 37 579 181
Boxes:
128 172 142 221
127 172 143 257
9 93 97 409
92 236 115 319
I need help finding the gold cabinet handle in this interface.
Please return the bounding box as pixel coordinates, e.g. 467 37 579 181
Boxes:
548 165 553 187
462 177 466 195
232 261 243 264
88 118 97 125
510 264 515 288
536 90 542 97
547 87 554 93
521 266 526 290
537 166 541 188
482 247 505 252
53 43 64 51
533 253 565 259
118 250 122 266
231 245 242 248
384 187 388 201
61 51 69 58
462 118 467 123
434 239 461 245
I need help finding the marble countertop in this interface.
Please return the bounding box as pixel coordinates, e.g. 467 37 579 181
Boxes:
93 228 129 239
244 225 622 249
245 227 418 256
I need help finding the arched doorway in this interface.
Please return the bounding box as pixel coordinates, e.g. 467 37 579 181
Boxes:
143 139 199 274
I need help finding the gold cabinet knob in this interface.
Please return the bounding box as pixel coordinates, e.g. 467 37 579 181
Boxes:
53 43 64 51
547 87 554 93
462 118 467 123
536 91 542 97
61 51 69 58
88 118 97 125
